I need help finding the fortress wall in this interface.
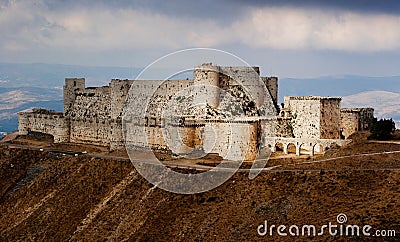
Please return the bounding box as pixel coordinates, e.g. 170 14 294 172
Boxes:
275 117 294 137
110 79 194 119
203 123 230 158
69 118 111 146
110 79 134 119
340 108 374 139
284 97 342 140
122 119 146 149
349 108 375 130
17 112 69 143
358 108 375 129
18 64 364 159
121 81 163 151
112 79 195 151
260 118 279 150
71 86 111 119
320 98 341 139
149 126 166 151
179 126 199 152
219 66 265 108
138 80 193 118
161 126 197 154
146 120 194 153
340 111 359 139
284 98 321 139
64 78 85 115
17 113 30 135
156 79 193 104
122 122 197 153
109 80 134 150
245 122 259 161
219 83 261 116
217 67 278 116
124 81 162 122
69 86 112 146
194 64 220 109
203 122 258 161
261 77 278 106
110 120 124 150
219 66 260 86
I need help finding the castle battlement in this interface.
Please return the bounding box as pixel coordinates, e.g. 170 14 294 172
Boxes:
18 63 374 159
285 96 342 101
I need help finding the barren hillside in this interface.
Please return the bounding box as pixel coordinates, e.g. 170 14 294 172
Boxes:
0 138 400 241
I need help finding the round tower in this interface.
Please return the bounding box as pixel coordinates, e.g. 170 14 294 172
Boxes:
193 63 220 109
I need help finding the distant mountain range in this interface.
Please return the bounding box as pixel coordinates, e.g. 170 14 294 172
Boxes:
0 86 63 134
0 63 142 88
0 62 398 134
342 91 400 127
0 63 142 134
278 75 400 101
279 76 400 128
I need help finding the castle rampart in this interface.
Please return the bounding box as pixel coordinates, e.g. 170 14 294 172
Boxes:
17 63 374 159
18 109 69 143
283 96 342 140
340 108 374 139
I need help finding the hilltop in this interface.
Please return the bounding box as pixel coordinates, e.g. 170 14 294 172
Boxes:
0 133 399 241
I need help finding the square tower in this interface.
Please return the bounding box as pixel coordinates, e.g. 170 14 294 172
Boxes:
284 96 341 139
63 78 85 115
340 108 374 139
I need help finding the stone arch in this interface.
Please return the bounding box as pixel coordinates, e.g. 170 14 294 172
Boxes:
298 142 311 155
274 142 284 153
313 143 324 154
287 143 296 154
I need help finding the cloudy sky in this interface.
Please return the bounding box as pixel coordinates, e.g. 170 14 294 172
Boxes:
1 0 400 77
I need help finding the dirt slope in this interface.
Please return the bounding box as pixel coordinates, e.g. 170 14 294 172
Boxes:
0 143 399 241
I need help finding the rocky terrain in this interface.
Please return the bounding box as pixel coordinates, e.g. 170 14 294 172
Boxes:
0 134 399 241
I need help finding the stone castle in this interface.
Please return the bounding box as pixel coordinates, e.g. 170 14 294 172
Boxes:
18 63 374 160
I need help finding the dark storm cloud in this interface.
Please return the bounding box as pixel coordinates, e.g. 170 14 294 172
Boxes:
229 0 400 14
44 0 400 15
2 0 400 53
1 0 400 76
43 0 246 22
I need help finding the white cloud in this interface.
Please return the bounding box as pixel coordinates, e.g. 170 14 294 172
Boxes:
1 1 400 57
312 11 400 51
233 7 315 49
233 7 400 51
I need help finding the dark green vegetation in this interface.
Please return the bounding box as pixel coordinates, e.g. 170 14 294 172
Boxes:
369 118 396 140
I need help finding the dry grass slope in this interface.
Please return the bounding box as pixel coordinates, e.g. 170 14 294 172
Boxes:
0 133 400 241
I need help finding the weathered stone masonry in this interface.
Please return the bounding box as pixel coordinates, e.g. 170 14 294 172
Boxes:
18 108 69 143
340 108 374 139
18 63 374 159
